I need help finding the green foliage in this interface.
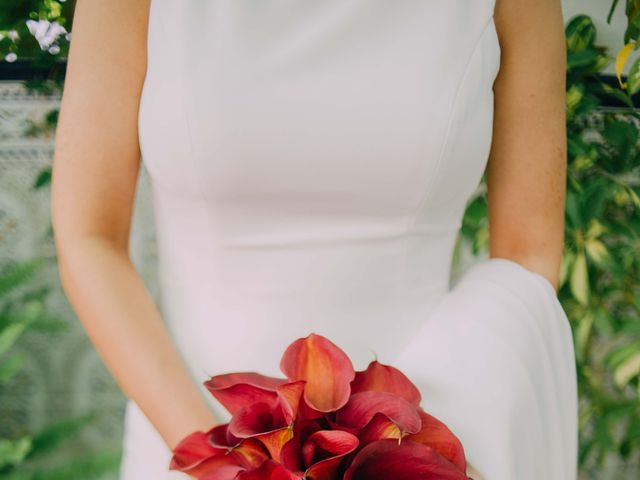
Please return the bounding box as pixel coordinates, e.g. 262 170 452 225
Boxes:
0 239 121 480
461 13 640 471
556 11 640 470
2 449 122 480
0 259 121 477
0 0 72 64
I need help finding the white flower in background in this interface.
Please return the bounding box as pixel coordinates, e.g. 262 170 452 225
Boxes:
7 30 19 40
5 52 18 62
25 19 67 50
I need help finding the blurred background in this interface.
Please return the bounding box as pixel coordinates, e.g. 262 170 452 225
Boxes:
0 0 639 478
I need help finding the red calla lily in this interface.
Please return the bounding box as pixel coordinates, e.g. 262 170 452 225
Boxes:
405 408 467 472
276 380 307 423
335 390 422 435
355 411 403 445
343 438 469 480
234 459 301 480
350 360 422 407
280 333 356 412
170 334 468 480
171 436 269 479
303 430 359 480
204 372 287 415
169 429 226 473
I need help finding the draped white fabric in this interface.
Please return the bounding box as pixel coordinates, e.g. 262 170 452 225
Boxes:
393 257 578 480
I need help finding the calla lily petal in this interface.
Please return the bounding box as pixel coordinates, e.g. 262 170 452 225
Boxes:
405 409 467 472
229 401 286 439
297 395 326 421
227 401 295 460
280 333 355 412
169 430 226 472
235 459 302 480
325 416 360 437
170 436 268 478
302 430 359 480
343 439 469 480
335 391 422 435
351 360 422 407
204 372 286 415
280 418 325 472
357 411 403 445
256 426 295 461
233 438 273 470
189 457 246 480
276 380 306 423
207 423 236 448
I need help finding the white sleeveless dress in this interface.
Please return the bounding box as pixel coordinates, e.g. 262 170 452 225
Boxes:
120 1 578 478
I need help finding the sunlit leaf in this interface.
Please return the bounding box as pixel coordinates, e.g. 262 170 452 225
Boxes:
628 57 640 95
585 239 609 266
615 41 637 89
570 252 590 305
575 312 594 364
614 352 640 388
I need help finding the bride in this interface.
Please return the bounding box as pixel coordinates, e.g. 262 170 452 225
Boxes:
50 0 577 478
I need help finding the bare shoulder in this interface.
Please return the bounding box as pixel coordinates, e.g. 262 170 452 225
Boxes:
65 0 149 95
51 0 152 248
65 0 151 81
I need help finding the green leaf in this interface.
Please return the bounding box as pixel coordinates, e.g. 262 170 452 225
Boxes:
3 449 122 480
614 351 640 388
602 120 638 162
567 49 602 69
0 259 43 298
575 312 594 363
628 56 640 95
0 322 28 355
565 191 583 228
0 436 32 469
585 239 610 266
27 317 69 333
570 252 590 305
28 411 100 459
0 353 26 384
560 250 574 289
628 187 640 209
606 341 640 368
565 14 597 52
586 219 606 238
32 168 51 190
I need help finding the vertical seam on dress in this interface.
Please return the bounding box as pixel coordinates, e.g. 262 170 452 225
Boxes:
405 14 497 233
152 0 204 200
153 2 221 381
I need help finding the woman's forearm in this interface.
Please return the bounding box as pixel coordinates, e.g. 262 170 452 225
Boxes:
55 233 219 450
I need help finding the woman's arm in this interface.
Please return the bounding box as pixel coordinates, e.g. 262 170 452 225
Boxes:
488 0 567 292
51 0 220 451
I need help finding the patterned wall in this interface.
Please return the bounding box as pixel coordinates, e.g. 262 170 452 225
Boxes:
0 80 159 475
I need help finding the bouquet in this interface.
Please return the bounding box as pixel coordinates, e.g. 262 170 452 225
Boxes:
169 333 472 479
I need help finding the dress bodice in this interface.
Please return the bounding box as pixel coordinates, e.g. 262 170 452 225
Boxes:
137 0 500 410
